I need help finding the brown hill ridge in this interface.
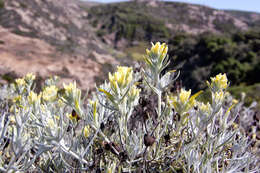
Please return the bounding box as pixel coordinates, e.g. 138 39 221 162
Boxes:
0 26 109 88
0 0 120 90
87 1 260 47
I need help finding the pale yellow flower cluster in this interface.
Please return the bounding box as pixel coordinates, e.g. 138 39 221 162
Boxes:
15 73 35 87
12 95 22 104
214 91 225 103
109 66 133 90
84 125 91 138
210 73 228 90
128 85 141 99
28 91 41 105
179 89 191 104
144 42 168 69
146 42 168 59
63 82 82 115
24 73 36 82
15 78 26 87
42 85 58 102
63 82 77 95
169 89 200 115
197 102 211 115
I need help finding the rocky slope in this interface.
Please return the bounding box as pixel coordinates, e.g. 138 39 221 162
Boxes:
87 1 260 47
0 0 120 90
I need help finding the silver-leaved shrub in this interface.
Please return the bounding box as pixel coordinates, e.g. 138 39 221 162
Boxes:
0 42 259 172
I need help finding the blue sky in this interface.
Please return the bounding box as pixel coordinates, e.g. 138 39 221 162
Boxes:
85 0 260 13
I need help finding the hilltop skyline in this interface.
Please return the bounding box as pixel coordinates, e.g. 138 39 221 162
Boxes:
83 0 260 13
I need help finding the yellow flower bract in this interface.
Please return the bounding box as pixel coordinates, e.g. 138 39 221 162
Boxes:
214 91 225 103
179 89 191 104
12 95 22 103
210 73 228 90
128 85 141 98
169 89 202 115
42 85 58 101
198 102 211 114
15 78 26 87
109 66 133 89
25 73 36 81
63 82 77 95
146 42 168 58
84 125 91 138
28 91 41 105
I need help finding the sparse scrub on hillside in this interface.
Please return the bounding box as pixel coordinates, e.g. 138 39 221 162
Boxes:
0 42 259 172
87 2 171 44
85 0 260 49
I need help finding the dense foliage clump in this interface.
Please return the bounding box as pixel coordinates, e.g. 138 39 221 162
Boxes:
0 0 4 9
167 31 260 91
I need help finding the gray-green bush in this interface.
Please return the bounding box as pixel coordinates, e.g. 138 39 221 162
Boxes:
0 42 259 172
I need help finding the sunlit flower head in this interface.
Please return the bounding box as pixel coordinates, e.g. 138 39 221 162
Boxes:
210 73 228 91
146 42 168 59
25 73 36 82
15 78 26 87
63 82 77 95
109 66 133 90
179 89 191 104
198 102 211 115
12 95 22 104
28 91 41 105
84 125 91 138
214 91 225 103
145 42 168 70
169 89 202 115
42 85 58 102
128 85 141 99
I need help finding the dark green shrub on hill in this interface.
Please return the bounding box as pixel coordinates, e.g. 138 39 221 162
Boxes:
167 31 260 91
0 0 4 9
87 2 170 45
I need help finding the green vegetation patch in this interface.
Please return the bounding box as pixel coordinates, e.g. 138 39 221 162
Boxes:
87 2 170 43
0 0 4 9
167 30 260 91
228 83 260 109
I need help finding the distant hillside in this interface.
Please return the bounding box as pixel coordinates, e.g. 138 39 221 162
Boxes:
0 0 260 94
86 1 260 47
0 0 122 89
226 10 260 28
